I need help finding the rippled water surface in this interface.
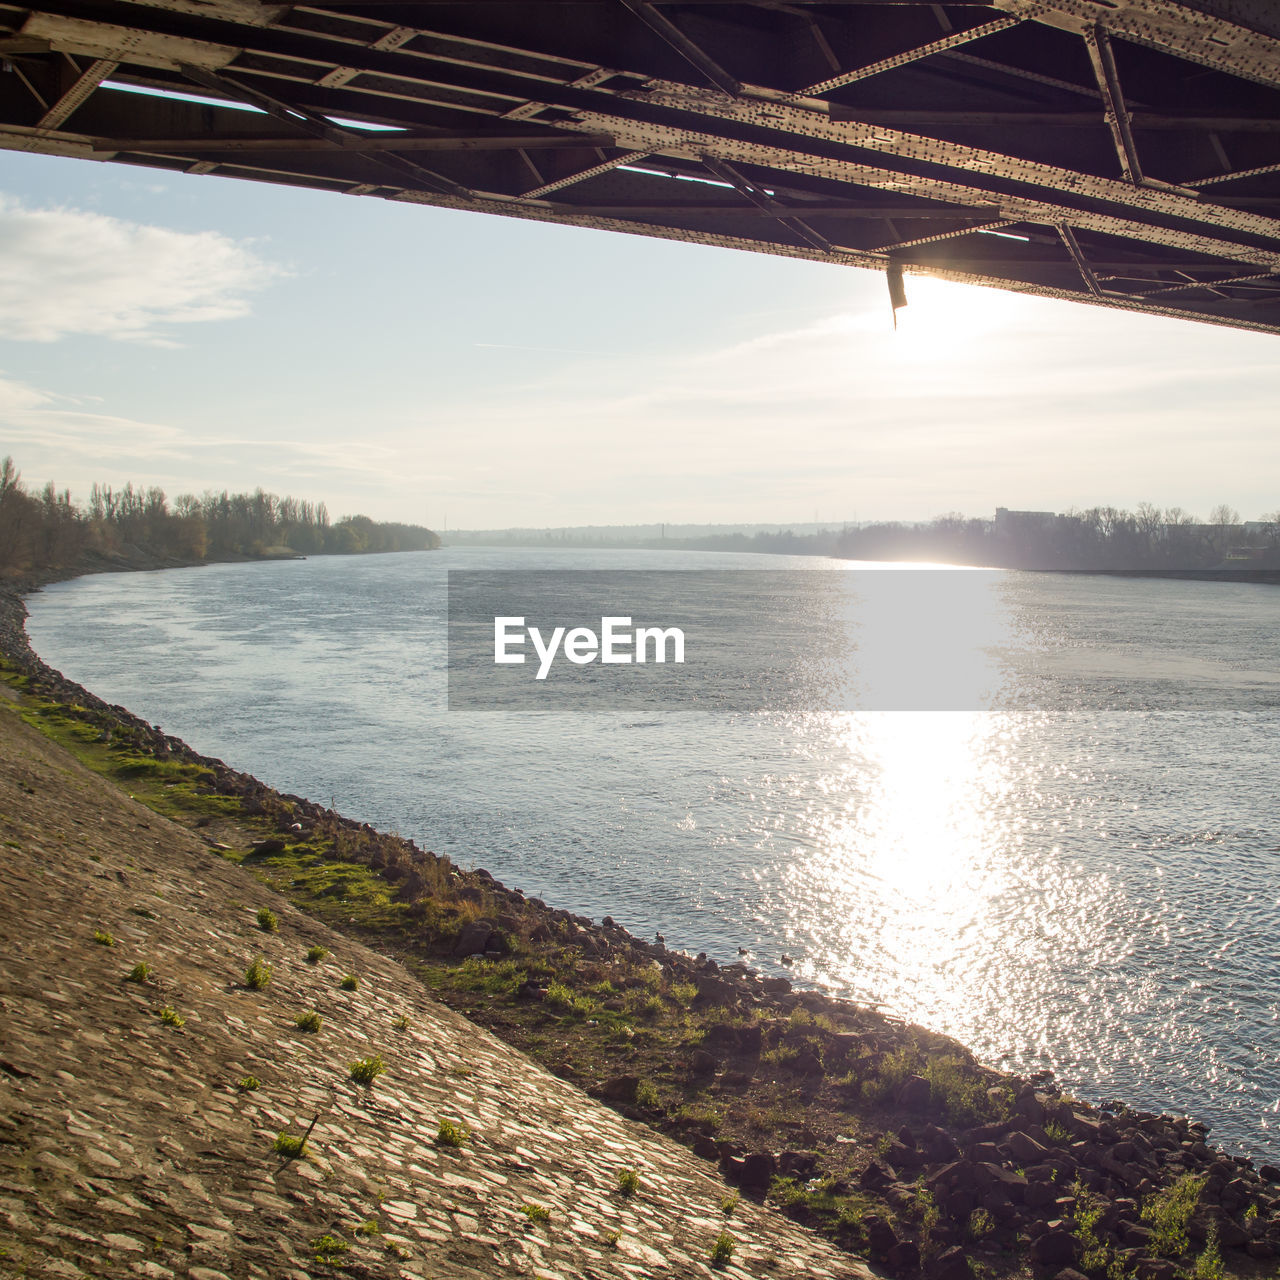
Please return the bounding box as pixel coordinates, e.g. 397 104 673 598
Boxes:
26 549 1280 1160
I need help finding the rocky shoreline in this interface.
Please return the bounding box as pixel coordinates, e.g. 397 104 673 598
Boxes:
5 575 1280 1279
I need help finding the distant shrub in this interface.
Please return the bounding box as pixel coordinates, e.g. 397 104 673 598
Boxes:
256 907 278 933
305 945 328 964
295 1010 323 1034
93 929 114 947
237 1075 260 1092
126 961 152 983
617 1168 640 1197
635 1079 660 1109
158 1006 185 1029
244 957 272 990
340 973 359 991
521 1204 550 1224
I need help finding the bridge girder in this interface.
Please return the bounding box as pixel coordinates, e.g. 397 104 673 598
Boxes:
2 0 1279 332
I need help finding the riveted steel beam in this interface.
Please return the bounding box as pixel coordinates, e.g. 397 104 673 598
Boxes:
701 152 836 250
789 15 1020 97
1082 24 1142 183
1057 222 1107 296
995 0 1280 91
180 61 476 194
35 54 115 128
92 128 616 153
616 0 743 96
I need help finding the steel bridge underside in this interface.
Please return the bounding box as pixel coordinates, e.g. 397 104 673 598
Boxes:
3 0 1280 333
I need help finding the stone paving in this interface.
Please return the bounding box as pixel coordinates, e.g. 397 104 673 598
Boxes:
0 708 874 1280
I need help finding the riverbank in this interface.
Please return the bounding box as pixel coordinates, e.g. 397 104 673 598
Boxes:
4 579 1280 1280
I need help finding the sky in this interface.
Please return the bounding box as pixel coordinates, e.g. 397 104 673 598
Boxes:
2 105 1279 531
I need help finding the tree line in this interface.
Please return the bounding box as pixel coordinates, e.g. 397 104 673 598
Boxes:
647 504 1280 570
0 456 440 578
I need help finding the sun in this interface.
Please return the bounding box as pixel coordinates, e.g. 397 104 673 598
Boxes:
887 274 1024 358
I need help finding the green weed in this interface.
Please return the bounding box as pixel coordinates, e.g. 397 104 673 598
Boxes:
244 957 272 990
348 1055 386 1086
1141 1173 1205 1257
710 1230 735 1267
311 1233 348 1263
436 1118 469 1148
273 1131 308 1159
1193 1222 1223 1280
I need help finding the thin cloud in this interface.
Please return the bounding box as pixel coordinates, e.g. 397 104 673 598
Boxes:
0 194 282 344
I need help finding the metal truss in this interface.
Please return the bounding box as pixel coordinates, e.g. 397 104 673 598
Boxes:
1 0 1278 333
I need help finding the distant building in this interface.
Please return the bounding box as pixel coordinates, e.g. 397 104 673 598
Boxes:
994 507 1057 535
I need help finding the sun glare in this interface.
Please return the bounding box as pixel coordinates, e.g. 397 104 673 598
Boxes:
887 275 1022 359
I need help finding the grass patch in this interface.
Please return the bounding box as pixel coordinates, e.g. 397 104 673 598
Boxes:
244 956 272 990
157 1005 185 1029
455 956 525 997
1193 1222 1223 1280
93 929 114 947
126 961 152 983
721 1192 740 1216
392 1013 410 1030
435 1118 469 1148
1142 1172 1205 1257
353 1218 379 1237
311 1233 348 1264
520 1204 551 1224
348 1054 386 1086
237 1075 261 1092
617 1167 640 1197
340 973 359 991
295 1010 323 1034
966 1207 995 1242
305 945 328 964
546 980 597 1018
635 1078 660 1109
709 1230 735 1267
273 1131 308 1159
256 907 278 932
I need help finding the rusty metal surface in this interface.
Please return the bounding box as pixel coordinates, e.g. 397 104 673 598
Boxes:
2 0 1279 332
